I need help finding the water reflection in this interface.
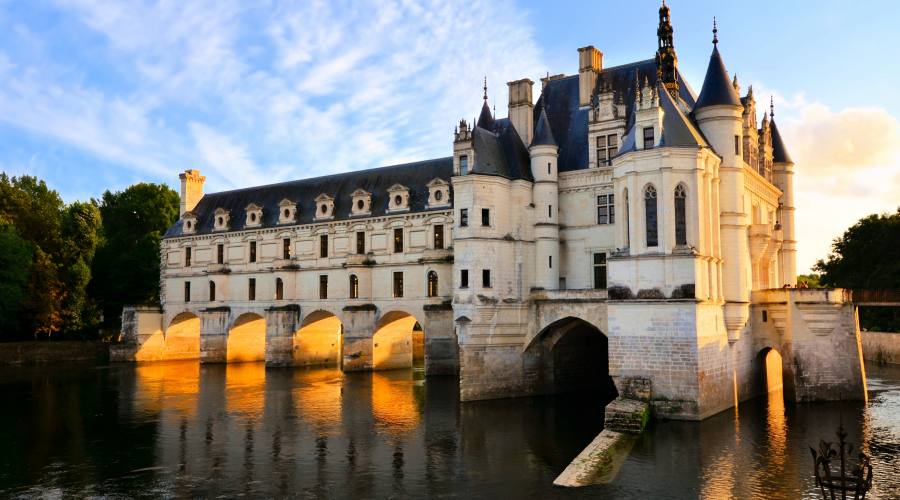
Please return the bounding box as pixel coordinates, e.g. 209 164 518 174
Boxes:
0 363 899 498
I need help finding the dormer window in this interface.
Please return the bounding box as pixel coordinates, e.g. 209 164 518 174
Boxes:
642 127 655 149
278 199 297 224
314 193 335 220
350 189 371 216
182 212 198 234
245 203 263 228
387 184 409 212
426 178 450 208
213 208 230 231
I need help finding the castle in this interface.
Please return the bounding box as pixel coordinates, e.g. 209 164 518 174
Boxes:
116 4 868 420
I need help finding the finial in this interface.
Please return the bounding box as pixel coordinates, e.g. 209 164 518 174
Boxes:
712 17 718 46
770 95 774 118
483 76 488 102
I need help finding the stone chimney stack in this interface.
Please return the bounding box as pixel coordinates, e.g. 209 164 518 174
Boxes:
179 169 206 217
507 79 534 145
578 46 603 107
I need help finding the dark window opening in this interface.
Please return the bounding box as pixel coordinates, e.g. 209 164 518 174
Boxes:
459 155 468 175
481 208 490 227
249 241 257 263
645 185 658 247
185 247 192 267
184 281 191 302
482 269 492 288
597 193 615 224
675 184 687 246
275 278 284 300
762 310 768 322
209 281 216 301
393 272 404 298
283 238 291 259
356 231 365 254
434 224 444 249
319 275 328 299
320 234 328 258
394 228 404 253
217 244 224 264
248 278 256 301
460 269 469 288
349 274 359 299
734 135 740 155
460 209 468 227
643 127 654 149
427 271 439 297
593 253 607 289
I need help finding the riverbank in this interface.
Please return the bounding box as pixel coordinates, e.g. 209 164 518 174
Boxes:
862 331 900 365
0 341 109 365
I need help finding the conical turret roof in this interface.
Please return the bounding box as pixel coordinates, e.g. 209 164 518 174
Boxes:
530 107 557 147
695 46 741 109
770 118 793 164
476 101 495 130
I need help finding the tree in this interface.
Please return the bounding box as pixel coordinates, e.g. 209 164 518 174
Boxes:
797 273 822 288
60 201 102 334
91 183 179 333
0 222 33 335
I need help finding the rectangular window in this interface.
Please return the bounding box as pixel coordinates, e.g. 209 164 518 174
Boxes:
482 269 491 288
459 155 468 176
319 275 328 299
548 205 552 218
434 224 444 249
549 255 552 269
217 244 224 264
597 194 615 224
460 209 468 227
249 241 257 263
185 247 192 267
481 208 490 227
460 269 469 288
248 278 256 301
393 228 404 253
593 253 608 289
547 162 551 174
643 127 654 149
393 271 404 298
734 135 740 155
356 231 366 254
606 134 618 163
596 136 606 166
320 234 328 258
275 278 284 300
184 281 191 302
283 238 291 260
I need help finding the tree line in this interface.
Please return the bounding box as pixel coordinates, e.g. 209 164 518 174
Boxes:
0 173 178 341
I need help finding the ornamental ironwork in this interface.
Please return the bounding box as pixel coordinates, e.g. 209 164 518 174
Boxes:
809 424 873 499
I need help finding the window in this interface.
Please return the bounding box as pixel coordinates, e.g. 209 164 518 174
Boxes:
460 209 468 227
593 253 607 289
460 269 469 288
283 238 291 259
209 281 216 301
481 208 490 227
356 231 365 254
248 278 256 301
762 310 768 322
596 133 618 166
548 205 552 218
319 275 328 299
597 194 615 224
320 234 328 258
217 244 224 264
349 274 359 299
394 228 404 253
427 271 439 297
549 255 552 269
623 189 630 247
184 281 191 302
275 278 284 300
674 184 687 246
734 135 740 155
459 155 468 176
249 241 257 263
393 271 404 298
547 162 551 174
482 269 492 288
185 247 192 267
643 127 654 149
645 184 658 246
434 224 444 249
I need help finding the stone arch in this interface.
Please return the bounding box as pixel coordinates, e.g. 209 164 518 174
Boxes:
162 311 201 360
295 310 344 368
755 346 785 396
227 312 266 363
373 309 423 371
524 316 617 400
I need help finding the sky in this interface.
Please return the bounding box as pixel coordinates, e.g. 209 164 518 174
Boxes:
1 0 898 273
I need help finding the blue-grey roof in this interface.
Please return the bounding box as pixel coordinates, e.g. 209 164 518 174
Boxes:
770 118 793 164
164 158 453 238
534 59 697 172
694 46 741 109
476 101 495 130
470 118 533 181
619 83 708 153
530 107 557 147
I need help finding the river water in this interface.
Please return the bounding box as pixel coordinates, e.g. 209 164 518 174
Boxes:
1 361 898 499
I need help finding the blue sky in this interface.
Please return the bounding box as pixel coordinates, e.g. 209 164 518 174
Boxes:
1 0 898 272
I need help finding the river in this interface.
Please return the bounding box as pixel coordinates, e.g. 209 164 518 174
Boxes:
0 361 898 498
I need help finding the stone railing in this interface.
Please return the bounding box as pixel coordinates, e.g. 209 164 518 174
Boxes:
530 288 609 302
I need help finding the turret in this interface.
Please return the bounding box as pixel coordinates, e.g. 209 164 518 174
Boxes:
530 108 560 289
770 102 797 285
179 169 205 217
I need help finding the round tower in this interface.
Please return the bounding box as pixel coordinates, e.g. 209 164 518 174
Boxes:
770 104 797 286
530 108 559 290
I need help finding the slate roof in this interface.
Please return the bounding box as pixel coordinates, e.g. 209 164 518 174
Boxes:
770 118 793 164
694 46 741 109
164 158 453 238
470 117 534 181
530 107 557 147
534 59 697 172
620 82 709 153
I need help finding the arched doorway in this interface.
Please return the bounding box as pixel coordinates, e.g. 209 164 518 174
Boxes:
755 347 785 395
164 312 201 360
372 311 423 371
526 317 617 402
227 313 266 363
295 310 343 367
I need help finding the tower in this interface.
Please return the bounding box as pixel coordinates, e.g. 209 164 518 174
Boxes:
655 1 679 99
770 102 797 285
530 108 559 290
179 169 206 217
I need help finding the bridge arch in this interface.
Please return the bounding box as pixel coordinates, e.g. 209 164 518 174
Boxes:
525 316 617 400
227 312 266 363
373 309 424 371
295 310 343 367
163 311 201 360
755 346 785 396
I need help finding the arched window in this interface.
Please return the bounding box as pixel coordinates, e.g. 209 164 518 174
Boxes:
623 188 630 248
427 271 439 297
674 184 687 246
209 281 216 301
644 184 658 247
275 277 284 300
349 274 359 299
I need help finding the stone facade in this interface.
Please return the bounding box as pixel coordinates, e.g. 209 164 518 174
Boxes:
117 3 867 421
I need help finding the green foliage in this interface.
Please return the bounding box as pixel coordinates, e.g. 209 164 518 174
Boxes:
90 183 179 332
61 201 102 334
797 273 822 288
0 223 33 333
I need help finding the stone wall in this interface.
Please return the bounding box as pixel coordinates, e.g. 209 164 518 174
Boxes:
0 341 109 365
861 331 900 365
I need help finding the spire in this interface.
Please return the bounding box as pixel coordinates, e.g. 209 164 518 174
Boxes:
769 95 775 118
655 1 679 99
694 20 741 109
483 76 488 102
769 111 793 164
531 107 557 147
712 17 718 46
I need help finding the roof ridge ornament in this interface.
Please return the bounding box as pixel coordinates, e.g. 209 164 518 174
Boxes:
483 76 488 102
712 17 718 46
770 95 775 118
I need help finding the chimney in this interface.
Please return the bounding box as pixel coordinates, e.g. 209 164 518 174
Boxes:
577 46 603 107
507 79 534 145
179 169 206 217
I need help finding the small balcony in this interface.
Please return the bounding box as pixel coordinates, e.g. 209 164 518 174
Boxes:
421 248 453 263
345 253 377 266
206 263 231 274
530 288 609 302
